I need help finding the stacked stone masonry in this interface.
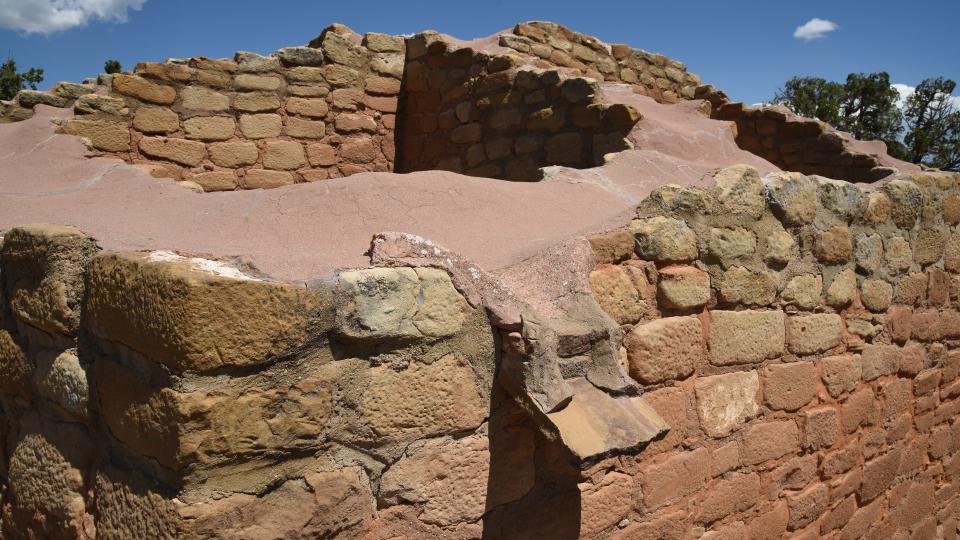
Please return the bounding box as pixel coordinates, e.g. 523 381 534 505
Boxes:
396 32 640 180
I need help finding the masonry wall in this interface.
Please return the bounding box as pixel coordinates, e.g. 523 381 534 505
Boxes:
396 33 640 181
698 85 899 182
581 166 960 538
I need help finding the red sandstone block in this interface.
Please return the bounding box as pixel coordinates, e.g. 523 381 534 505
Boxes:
763 361 818 411
942 350 960 382
821 441 860 477
697 472 759 524
821 495 857 535
895 480 936 531
841 387 879 433
762 454 817 499
886 305 913 344
900 435 928 477
861 427 886 460
700 521 746 540
640 386 688 455
711 441 739 477
916 411 935 432
803 406 840 450
915 368 943 396
609 510 686 540
860 447 902 502
741 420 800 466
838 497 883 540
885 413 912 444
747 501 789 540
943 379 960 401
786 482 828 530
880 378 915 420
929 424 954 459
929 268 951 306
899 343 926 376
828 468 861 503
640 447 710 510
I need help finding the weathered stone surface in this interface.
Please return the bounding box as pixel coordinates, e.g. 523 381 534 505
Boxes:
786 313 842 355
814 226 853 264
1 225 97 335
624 316 701 384
182 116 236 141
336 267 469 340
882 180 922 229
132 107 180 134
588 264 652 325
238 113 283 138
826 268 857 308
59 118 130 152
741 420 799 465
860 279 893 312
713 164 766 217
709 310 785 365
243 169 295 188
277 46 324 66
33 349 88 419
820 354 860 397
695 370 760 437
85 251 319 371
285 117 326 138
631 216 698 263
763 361 817 411
780 274 821 310
718 266 776 306
189 171 237 191
139 137 206 166
765 230 795 265
73 94 129 116
656 265 709 310
179 86 230 112
262 140 306 170
286 97 329 118
112 73 176 104
234 74 282 91
208 141 258 167
765 172 817 225
232 92 281 112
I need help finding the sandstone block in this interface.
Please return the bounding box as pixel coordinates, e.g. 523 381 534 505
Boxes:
882 180 921 229
365 76 401 95
820 354 860 397
588 264 653 325
826 268 857 308
786 483 828 530
884 236 913 274
780 274 822 310
814 226 853 263
763 361 817 411
764 230 795 265
860 448 901 501
286 67 327 83
112 73 176 104
334 113 377 133
321 31 368 68
233 92 280 112
698 473 760 525
803 406 840 450
262 140 306 170
694 370 760 437
709 309 784 365
340 137 379 163
179 86 230 112
243 169 294 188
208 141 258 167
860 279 893 312
336 267 469 340
631 216 698 263
33 349 89 419
854 233 883 275
286 97 329 118
132 107 179 134
239 114 282 138
363 32 405 53
786 313 842 355
718 266 776 306
914 228 946 266
306 143 338 167
708 227 756 264
765 172 817 225
713 164 766 218
235 74 282 91
277 46 324 66
189 171 237 191
138 137 206 166
59 118 130 152
2 225 97 335
741 420 799 465
656 265 709 310
640 448 710 509
285 117 326 138
624 316 702 385
85 251 319 371
73 93 128 116
182 116 236 141
841 387 878 433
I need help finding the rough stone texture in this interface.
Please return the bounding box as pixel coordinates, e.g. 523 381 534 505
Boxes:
786 313 843 355
624 316 701 384
657 265 710 310
694 371 760 437
632 216 698 263
763 361 817 411
708 310 785 365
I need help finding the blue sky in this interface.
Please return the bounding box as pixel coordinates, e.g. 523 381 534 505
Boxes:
1 0 957 105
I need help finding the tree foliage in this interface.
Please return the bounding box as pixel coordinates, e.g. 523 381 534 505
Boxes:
773 72 960 171
0 57 43 101
103 59 122 74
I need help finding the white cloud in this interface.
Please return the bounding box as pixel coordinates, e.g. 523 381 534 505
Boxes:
0 0 145 34
793 18 839 41
892 83 960 111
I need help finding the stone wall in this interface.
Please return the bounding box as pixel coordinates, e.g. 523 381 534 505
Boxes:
396 33 640 181
497 22 702 103
580 166 960 538
698 85 899 182
20 24 403 191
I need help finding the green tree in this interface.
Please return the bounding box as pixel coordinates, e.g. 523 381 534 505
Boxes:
103 59 122 74
903 77 960 171
772 76 844 127
837 72 903 146
0 56 43 101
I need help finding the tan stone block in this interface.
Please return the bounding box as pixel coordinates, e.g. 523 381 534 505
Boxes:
323 64 360 87
339 137 379 164
695 370 760 437
860 279 893 312
766 172 817 225
135 61 192 82
208 141 258 167
132 107 179 134
363 32 405 53
84 251 319 372
306 143 338 167
232 92 280 112
625 316 702 384
112 73 176 105
188 171 237 191
763 361 817 411
287 84 330 97
32 348 89 420
182 116 236 141
365 75 401 95
336 267 468 339
330 88 363 110
238 113 282 138
780 273 822 310
765 230 796 265
741 420 799 465
73 93 129 116
59 118 130 152
718 266 777 306
285 67 326 83
262 141 306 170
364 94 397 113
826 268 857 307
179 86 229 112
243 169 295 189
713 164 766 218
820 354 860 397
138 137 206 166
1 225 97 336
630 216 698 263
708 309 785 365
286 97 329 118
234 74 282 91
814 226 853 263
334 113 377 133
284 117 326 138
786 313 842 355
